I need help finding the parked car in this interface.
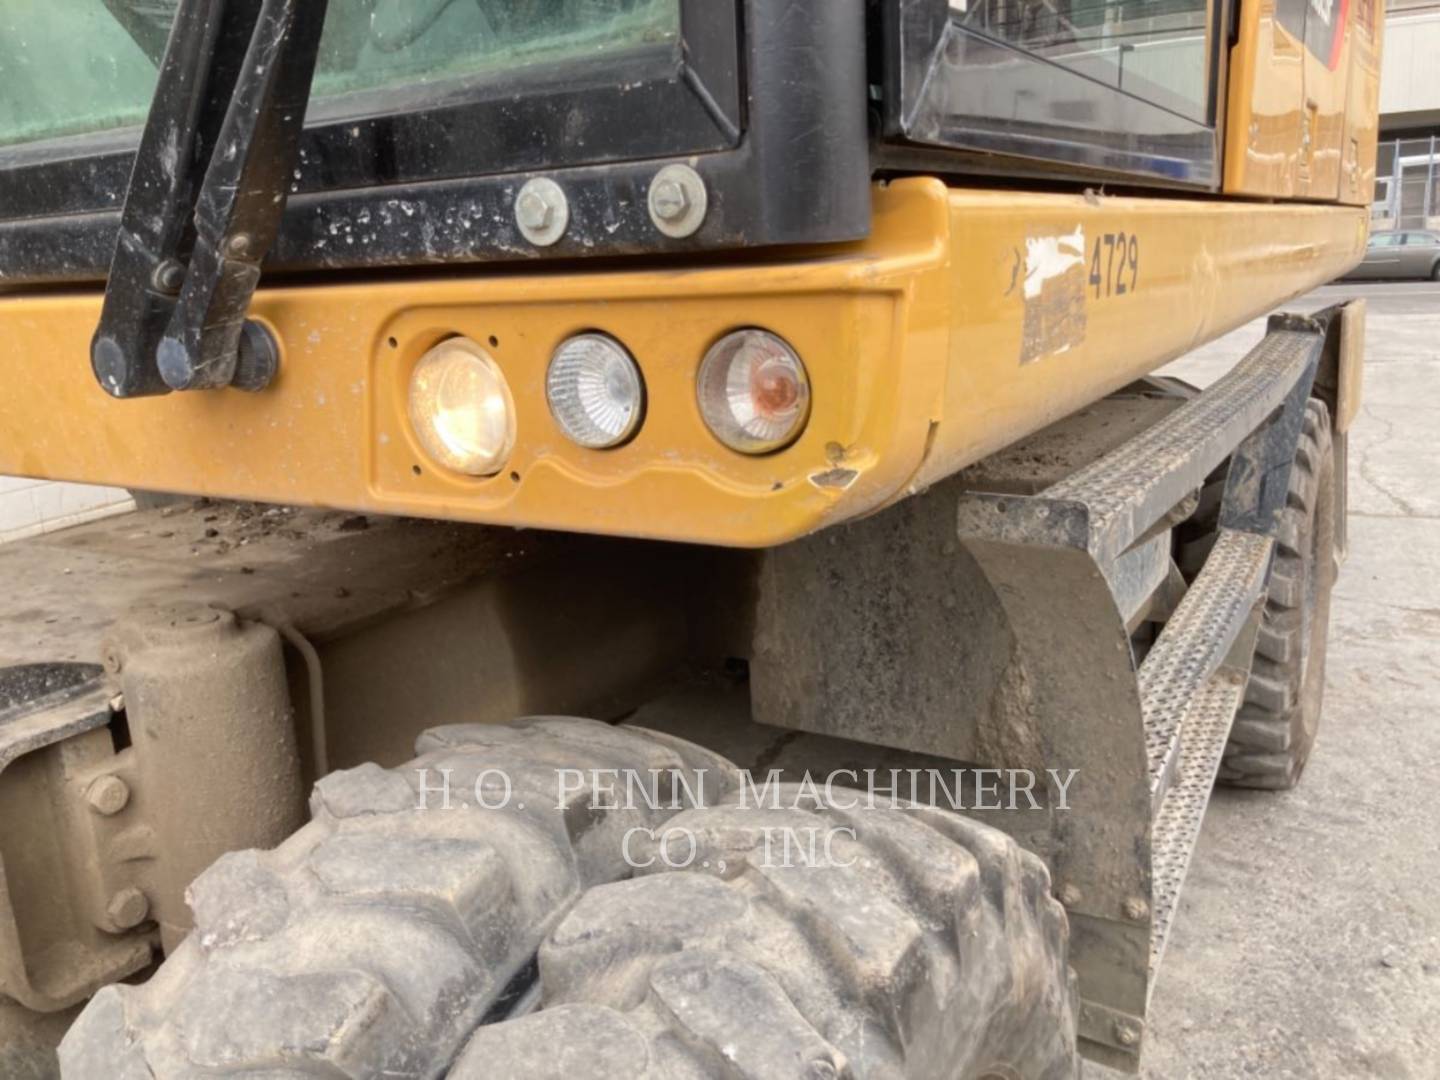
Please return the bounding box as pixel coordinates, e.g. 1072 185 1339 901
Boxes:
1345 229 1440 280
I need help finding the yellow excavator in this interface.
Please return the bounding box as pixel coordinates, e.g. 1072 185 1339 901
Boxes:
0 0 1379 1075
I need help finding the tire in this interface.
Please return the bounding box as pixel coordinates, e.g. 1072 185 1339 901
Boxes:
1219 400 1338 790
451 790 1079 1079
58 718 735 1079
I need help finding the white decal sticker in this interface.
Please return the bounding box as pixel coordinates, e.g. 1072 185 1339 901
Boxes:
1023 226 1086 300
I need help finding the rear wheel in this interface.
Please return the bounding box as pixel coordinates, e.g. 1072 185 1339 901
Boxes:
1220 400 1338 789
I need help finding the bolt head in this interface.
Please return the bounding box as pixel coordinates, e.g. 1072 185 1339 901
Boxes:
513 178 569 247
106 887 150 931
647 164 707 238
1114 1021 1141 1047
102 647 123 675
225 234 253 258
516 190 553 230
651 179 690 221
86 775 131 816
1058 883 1082 907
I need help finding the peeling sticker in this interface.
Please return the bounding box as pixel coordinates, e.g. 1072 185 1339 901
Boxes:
1020 226 1087 364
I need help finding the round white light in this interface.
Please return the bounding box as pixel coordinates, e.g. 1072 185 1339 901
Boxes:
546 334 645 449
697 329 811 454
408 338 515 476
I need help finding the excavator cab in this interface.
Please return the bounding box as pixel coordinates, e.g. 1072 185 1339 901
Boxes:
0 2 1380 1076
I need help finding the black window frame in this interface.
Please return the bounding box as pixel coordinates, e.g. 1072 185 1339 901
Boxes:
0 0 871 286
877 0 1230 189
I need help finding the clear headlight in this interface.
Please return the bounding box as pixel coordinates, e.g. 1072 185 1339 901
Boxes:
697 329 810 454
407 338 515 476
546 334 645 449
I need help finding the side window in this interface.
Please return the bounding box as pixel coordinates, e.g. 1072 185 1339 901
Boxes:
1368 233 1399 247
957 0 1213 123
1402 233 1438 246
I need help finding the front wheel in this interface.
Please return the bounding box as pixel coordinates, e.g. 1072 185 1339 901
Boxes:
61 722 1080 1078
453 793 1080 1080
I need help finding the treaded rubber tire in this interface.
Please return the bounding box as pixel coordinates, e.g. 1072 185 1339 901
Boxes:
1219 399 1337 790
451 789 1080 1079
58 717 735 1079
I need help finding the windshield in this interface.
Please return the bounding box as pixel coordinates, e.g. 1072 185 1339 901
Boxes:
0 0 680 149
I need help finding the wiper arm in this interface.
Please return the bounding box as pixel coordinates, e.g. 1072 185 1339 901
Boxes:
91 0 330 399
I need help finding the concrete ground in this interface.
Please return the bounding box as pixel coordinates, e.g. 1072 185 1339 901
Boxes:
1118 281 1440 1078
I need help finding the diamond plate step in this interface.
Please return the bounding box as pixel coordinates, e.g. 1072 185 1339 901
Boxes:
1149 669 1248 980
1046 328 1320 559
958 325 1324 564
1139 528 1273 804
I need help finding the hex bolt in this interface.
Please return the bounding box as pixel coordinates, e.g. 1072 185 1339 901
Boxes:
650 179 690 222
225 233 253 258
102 647 123 675
106 887 150 932
513 178 569 247
647 164 707 239
1057 883 1082 907
86 775 131 817
516 190 553 231
1114 1021 1141 1048
1123 896 1150 921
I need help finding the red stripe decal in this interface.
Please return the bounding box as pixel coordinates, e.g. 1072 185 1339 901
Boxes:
1328 0 1351 70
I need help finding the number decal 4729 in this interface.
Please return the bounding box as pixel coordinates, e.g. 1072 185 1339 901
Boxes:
1089 232 1140 298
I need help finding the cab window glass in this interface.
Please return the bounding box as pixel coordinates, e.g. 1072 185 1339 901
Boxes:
958 0 1213 122
0 0 679 149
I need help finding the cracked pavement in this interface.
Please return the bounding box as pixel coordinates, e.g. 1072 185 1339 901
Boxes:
1108 282 1440 1078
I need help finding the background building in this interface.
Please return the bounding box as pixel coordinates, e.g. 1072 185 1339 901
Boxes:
1374 0 1440 229
0 477 132 545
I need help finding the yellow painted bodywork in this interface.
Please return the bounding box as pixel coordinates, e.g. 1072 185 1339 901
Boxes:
0 181 1366 547
1225 0 1384 202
